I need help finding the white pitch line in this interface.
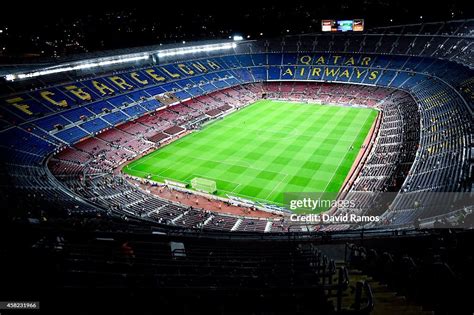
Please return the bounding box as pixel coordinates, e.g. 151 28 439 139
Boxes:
265 173 289 200
230 183 241 193
318 113 374 194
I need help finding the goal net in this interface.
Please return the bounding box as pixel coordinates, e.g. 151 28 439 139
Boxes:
191 177 217 194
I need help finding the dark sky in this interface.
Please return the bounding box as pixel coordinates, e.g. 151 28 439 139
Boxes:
0 0 471 59
1 0 471 26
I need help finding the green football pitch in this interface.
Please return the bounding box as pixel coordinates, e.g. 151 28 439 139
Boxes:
123 100 377 211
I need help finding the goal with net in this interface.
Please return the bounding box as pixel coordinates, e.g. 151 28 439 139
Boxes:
191 177 217 194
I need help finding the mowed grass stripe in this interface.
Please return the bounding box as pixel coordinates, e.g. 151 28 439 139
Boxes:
124 100 378 210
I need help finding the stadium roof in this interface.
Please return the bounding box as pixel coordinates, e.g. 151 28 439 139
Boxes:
0 39 246 81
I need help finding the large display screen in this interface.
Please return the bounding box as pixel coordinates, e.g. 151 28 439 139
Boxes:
322 19 364 32
337 20 354 32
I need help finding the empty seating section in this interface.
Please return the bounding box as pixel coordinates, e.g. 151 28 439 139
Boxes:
331 91 420 221
3 229 380 314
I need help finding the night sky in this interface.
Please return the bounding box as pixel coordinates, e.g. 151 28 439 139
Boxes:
0 0 471 60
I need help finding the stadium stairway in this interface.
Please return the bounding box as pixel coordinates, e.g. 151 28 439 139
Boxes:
340 267 434 315
344 230 474 315
319 244 432 315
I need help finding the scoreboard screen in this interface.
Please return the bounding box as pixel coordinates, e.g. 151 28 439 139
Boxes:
322 19 364 32
337 20 354 32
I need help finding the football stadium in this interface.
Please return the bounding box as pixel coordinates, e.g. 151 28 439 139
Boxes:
0 2 473 314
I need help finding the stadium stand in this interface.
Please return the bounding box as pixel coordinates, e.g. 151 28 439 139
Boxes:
2 218 473 314
0 20 472 233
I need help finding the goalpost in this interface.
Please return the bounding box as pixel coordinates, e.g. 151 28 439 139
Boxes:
191 177 217 194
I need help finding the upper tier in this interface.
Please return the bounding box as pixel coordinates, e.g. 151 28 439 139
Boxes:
1 51 473 129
